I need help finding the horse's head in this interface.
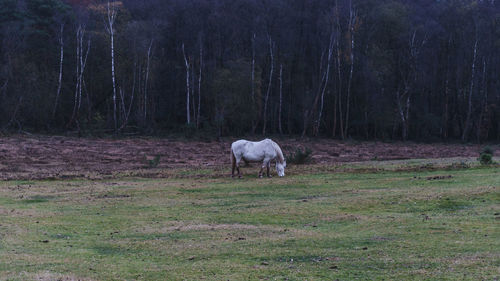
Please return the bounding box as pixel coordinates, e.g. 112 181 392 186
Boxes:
276 160 286 177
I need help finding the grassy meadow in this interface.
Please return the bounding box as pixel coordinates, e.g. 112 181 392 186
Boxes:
0 160 499 280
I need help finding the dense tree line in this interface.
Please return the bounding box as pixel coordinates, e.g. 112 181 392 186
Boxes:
0 0 499 141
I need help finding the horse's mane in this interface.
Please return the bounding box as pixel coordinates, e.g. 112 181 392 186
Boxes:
271 140 285 163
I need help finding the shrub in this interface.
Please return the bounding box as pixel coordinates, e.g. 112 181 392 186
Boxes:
143 155 161 168
479 153 493 165
478 146 494 165
481 146 494 155
286 147 312 165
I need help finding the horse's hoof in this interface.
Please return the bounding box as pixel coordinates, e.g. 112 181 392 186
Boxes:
259 175 263 178
267 175 272 178
238 175 243 179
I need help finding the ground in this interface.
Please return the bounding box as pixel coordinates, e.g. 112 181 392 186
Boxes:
0 136 498 280
0 135 491 180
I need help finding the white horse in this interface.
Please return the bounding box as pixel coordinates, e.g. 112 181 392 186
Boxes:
231 139 286 178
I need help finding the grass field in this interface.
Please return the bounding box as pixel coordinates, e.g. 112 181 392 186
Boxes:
0 160 499 280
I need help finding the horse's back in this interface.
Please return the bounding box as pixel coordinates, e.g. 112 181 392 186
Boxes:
231 139 249 150
231 139 276 161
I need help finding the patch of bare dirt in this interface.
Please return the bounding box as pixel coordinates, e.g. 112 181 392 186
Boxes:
0 135 493 180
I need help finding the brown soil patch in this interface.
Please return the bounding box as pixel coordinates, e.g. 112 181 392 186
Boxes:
0 135 493 180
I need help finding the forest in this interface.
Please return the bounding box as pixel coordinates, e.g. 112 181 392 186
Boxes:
0 0 499 141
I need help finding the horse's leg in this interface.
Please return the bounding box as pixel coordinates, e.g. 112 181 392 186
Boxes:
237 165 242 178
231 159 236 178
260 159 269 178
266 161 272 178
235 157 243 178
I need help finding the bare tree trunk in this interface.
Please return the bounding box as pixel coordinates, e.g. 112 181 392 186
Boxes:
335 1 344 139
106 1 118 132
396 85 410 141
52 23 64 118
344 1 356 138
278 63 283 135
332 85 337 137
251 33 258 134
119 85 126 121
476 59 487 143
262 36 274 135
191 61 196 125
404 91 411 140
462 38 478 141
301 49 327 137
78 32 90 115
71 25 81 126
197 39 203 128
4 96 23 131
182 43 191 125
442 76 449 139
441 36 452 139
251 33 256 104
69 25 90 128
144 38 153 122
83 80 91 123
119 59 136 130
315 31 335 136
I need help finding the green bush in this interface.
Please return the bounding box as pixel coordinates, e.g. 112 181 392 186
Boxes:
481 146 494 155
478 146 494 165
143 155 161 168
286 147 312 165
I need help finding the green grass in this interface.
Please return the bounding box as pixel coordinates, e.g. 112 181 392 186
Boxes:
0 163 499 280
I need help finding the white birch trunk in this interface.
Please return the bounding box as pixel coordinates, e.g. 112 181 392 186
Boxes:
197 41 203 128
251 33 258 134
106 1 118 131
144 38 153 121
53 23 64 118
79 34 90 113
72 25 81 125
262 36 274 135
191 62 196 124
119 59 137 130
182 43 191 124
462 38 478 141
278 63 283 135
335 1 344 139
476 59 487 142
251 33 256 104
316 31 335 135
69 24 90 127
344 1 355 138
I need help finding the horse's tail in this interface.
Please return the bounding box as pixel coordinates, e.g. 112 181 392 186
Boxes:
230 147 236 170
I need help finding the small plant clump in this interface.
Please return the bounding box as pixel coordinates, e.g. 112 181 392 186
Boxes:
478 146 494 165
143 155 161 168
286 147 313 165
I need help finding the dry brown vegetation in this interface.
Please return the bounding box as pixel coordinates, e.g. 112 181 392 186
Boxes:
0 135 495 180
